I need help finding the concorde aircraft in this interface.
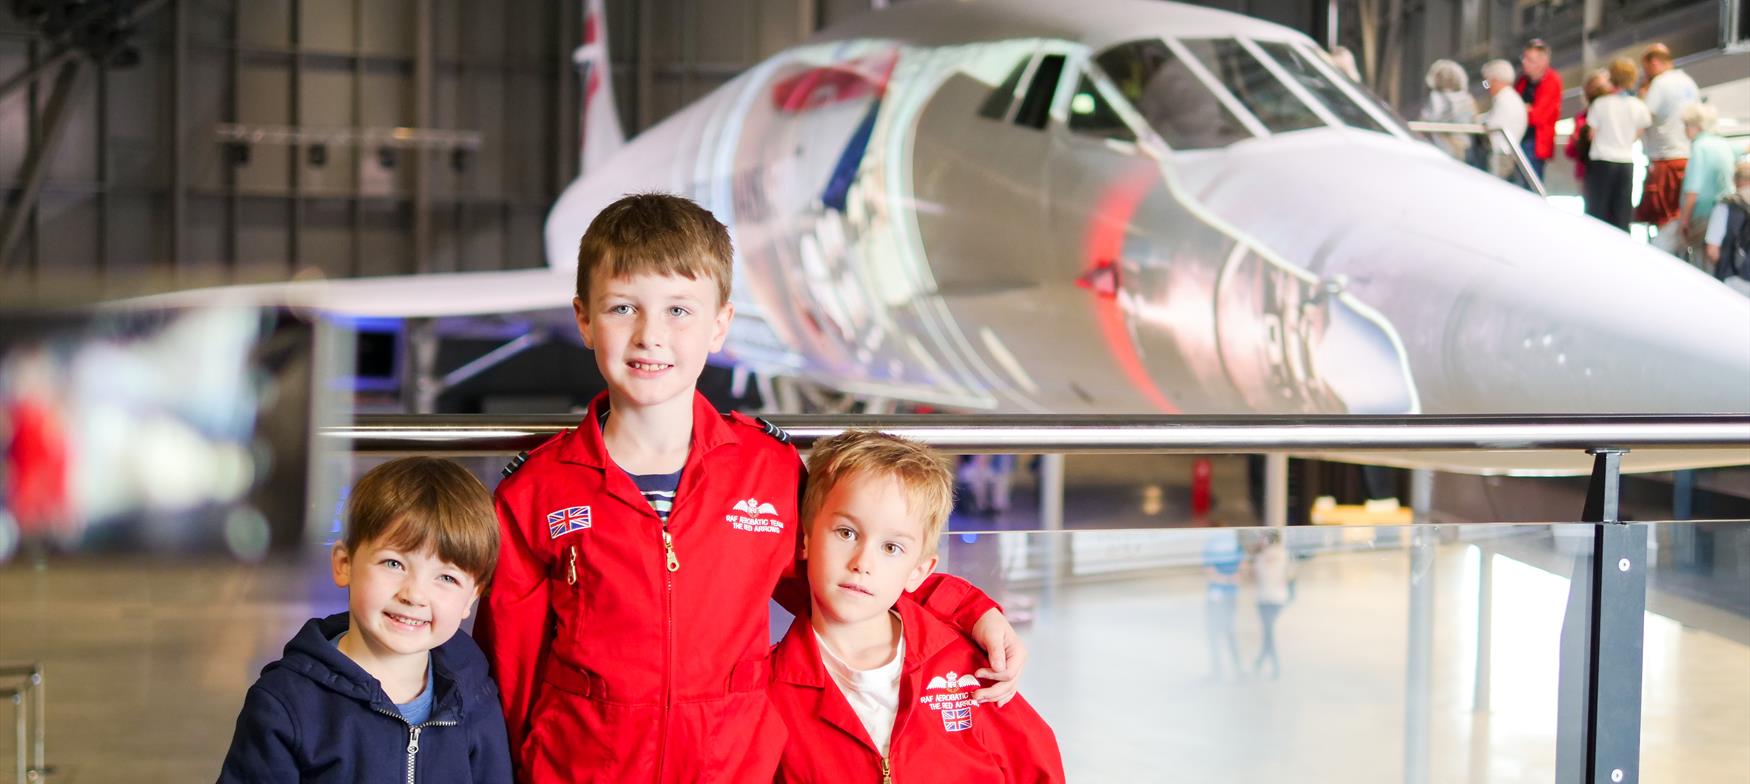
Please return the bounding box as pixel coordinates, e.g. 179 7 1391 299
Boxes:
145 0 1750 471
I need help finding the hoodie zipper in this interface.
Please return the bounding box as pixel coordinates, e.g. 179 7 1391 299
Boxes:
370 705 457 784
405 726 421 784
881 755 893 784
656 515 679 780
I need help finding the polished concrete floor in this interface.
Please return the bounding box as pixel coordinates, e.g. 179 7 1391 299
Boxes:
2 522 1747 783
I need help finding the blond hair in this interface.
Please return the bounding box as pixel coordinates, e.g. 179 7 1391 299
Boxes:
1608 58 1638 89
344 457 498 586
803 431 954 556
575 192 733 307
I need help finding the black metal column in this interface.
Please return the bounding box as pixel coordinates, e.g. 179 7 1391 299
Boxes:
1581 448 1647 784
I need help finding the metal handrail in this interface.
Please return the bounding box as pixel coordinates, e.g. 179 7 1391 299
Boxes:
1406 120 1547 197
327 413 1750 455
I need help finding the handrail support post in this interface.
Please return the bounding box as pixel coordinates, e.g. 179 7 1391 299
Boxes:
1579 447 1646 783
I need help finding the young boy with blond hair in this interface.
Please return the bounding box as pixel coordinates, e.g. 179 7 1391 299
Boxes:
475 193 1025 782
219 457 512 783
769 431 1063 783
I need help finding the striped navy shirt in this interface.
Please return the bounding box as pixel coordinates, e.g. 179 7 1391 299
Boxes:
630 469 682 523
598 409 683 523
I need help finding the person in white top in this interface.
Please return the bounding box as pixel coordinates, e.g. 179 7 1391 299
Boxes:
1479 59 1528 182
1635 43 1700 227
1250 530 1293 679
1585 58 1652 231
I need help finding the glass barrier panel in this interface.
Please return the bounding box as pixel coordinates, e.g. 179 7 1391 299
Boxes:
1639 520 1750 781
929 524 1611 782
5 505 1745 781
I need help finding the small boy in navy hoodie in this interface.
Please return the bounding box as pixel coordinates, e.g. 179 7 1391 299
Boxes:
219 457 512 783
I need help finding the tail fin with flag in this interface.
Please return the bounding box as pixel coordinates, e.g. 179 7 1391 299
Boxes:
575 0 626 175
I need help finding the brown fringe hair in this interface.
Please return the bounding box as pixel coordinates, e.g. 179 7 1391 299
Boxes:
344 457 498 586
574 192 733 307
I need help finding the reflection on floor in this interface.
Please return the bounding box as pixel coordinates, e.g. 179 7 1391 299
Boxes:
2 525 1746 783
993 536 1750 782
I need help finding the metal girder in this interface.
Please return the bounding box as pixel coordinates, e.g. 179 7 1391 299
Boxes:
0 46 78 103
1 59 87 273
0 0 170 101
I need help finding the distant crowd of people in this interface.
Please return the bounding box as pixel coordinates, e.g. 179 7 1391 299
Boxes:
1415 40 1750 289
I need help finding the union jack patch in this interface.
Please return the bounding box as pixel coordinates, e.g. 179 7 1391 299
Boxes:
547 506 592 539
941 706 973 732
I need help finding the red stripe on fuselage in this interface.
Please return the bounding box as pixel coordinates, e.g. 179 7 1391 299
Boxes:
1083 171 1179 414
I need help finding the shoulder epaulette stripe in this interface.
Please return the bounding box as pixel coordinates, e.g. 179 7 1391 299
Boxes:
755 416 790 443
501 450 530 478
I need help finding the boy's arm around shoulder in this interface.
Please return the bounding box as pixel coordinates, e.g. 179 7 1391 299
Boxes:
980 692 1067 784
216 682 301 784
472 484 553 756
909 572 1002 631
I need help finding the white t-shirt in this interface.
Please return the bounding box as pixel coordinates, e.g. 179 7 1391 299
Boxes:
816 618 905 756
1481 89 1528 156
1587 93 1652 164
1254 543 1292 605
1643 68 1700 161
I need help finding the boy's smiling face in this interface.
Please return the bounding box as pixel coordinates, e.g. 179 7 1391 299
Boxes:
806 471 940 627
332 535 480 660
575 269 732 411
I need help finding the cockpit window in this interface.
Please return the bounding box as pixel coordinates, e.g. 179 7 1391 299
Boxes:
1013 54 1065 130
1251 41 1387 133
1094 39 1251 150
1067 73 1136 143
1180 38 1324 134
978 55 1031 120
1293 43 1414 135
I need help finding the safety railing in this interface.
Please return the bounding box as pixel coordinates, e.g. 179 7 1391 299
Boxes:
0 663 45 784
1406 120 1548 197
324 412 1750 783
329 412 1749 455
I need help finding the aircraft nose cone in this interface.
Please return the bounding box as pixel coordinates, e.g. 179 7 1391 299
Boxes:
1178 140 1750 415
1429 227 1750 413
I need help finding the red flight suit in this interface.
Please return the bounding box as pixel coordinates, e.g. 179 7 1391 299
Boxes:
1515 70 1565 161
770 597 1065 784
475 391 997 782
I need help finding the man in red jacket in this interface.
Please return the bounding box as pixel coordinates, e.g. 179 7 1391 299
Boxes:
1514 39 1564 184
475 194 1026 783
770 431 1065 783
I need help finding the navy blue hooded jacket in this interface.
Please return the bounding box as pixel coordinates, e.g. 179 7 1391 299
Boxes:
217 612 513 783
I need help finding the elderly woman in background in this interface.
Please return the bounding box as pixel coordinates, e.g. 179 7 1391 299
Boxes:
1565 70 1613 205
1676 102 1740 271
1419 59 1477 161
1479 59 1528 182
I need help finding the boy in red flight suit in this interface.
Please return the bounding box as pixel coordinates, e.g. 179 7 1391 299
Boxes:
770 430 1064 783
474 193 1027 782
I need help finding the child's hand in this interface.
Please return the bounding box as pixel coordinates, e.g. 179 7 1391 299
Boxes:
971 608 1028 706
